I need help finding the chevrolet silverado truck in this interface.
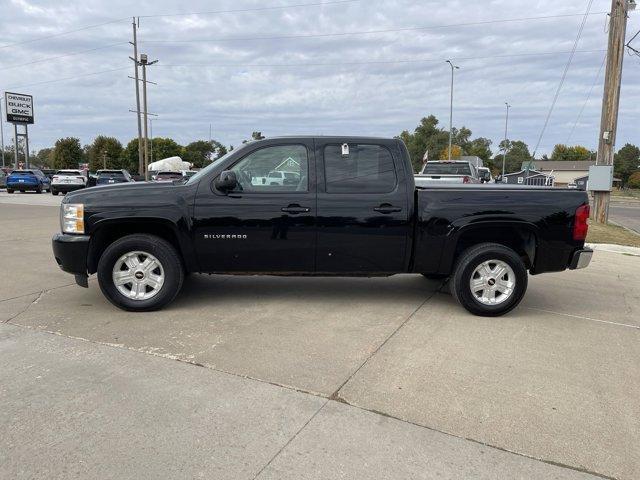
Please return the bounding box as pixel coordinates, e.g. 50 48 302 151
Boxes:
52 136 592 316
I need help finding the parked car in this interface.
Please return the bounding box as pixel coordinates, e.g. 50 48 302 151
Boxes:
6 169 51 193
415 160 481 186
41 169 57 181
52 136 592 316
153 171 184 182
51 169 87 195
266 170 300 186
95 169 134 185
0 170 7 189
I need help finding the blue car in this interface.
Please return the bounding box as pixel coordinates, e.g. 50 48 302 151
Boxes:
6 169 52 194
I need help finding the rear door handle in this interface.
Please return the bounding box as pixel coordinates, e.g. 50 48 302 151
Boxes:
281 204 310 214
374 204 402 214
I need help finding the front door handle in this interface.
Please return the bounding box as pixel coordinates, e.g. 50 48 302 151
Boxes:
374 204 402 214
281 204 310 214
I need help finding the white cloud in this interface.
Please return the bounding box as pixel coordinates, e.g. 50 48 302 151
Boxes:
0 0 638 155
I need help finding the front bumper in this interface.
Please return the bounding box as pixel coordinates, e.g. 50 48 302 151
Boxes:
569 248 593 270
52 233 90 286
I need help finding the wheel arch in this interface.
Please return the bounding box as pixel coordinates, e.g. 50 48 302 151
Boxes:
87 218 196 274
439 221 539 274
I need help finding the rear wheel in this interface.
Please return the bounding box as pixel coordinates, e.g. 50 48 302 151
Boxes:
35 185 42 194
51 189 58 196
97 234 184 311
7 189 13 194
450 243 527 317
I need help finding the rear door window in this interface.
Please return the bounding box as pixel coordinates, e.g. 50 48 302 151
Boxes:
324 144 396 193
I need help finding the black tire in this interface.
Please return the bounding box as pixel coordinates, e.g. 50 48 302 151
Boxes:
7 189 13 194
35 186 42 194
450 242 527 317
51 189 59 196
421 273 448 280
97 234 184 311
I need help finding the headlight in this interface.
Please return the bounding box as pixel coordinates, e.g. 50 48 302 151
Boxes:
61 204 85 234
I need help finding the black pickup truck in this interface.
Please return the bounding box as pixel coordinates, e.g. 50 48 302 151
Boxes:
52 136 592 316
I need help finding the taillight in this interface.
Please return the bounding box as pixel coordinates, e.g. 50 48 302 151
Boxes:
573 204 590 241
463 176 470 184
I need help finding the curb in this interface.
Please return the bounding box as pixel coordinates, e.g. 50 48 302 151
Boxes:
585 243 640 256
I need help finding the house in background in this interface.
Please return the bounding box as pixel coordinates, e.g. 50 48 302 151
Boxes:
521 160 595 187
502 168 554 186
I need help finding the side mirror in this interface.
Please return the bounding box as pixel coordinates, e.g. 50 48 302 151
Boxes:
215 170 238 192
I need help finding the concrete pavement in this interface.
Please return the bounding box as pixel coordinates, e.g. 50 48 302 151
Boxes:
1 198 638 479
609 202 640 234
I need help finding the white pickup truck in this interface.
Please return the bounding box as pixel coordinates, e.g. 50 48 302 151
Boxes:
415 160 481 186
51 170 87 195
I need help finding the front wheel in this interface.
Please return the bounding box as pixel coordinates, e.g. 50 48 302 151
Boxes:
450 243 528 317
7 189 13 194
51 189 59 196
97 234 184 311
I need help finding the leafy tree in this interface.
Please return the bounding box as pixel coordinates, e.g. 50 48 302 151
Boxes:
628 171 640 189
494 139 532 174
121 139 141 174
465 137 493 163
614 144 640 184
34 148 53 168
87 136 123 171
398 115 450 172
51 137 82 170
182 140 227 168
151 137 182 161
438 145 463 160
550 144 594 162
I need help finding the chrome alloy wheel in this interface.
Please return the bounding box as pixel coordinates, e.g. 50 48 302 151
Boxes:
469 259 515 306
112 251 165 301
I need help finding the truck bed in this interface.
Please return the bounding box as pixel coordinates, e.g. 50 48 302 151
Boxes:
412 184 589 276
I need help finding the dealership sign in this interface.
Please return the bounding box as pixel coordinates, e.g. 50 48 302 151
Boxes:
4 92 34 124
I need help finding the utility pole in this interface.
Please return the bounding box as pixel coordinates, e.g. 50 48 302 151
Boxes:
446 60 459 161
0 101 5 168
130 17 144 176
102 150 107 169
140 53 158 180
150 119 154 163
502 102 511 178
594 0 632 223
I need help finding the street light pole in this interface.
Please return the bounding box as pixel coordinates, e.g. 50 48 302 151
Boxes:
502 102 511 178
446 60 459 161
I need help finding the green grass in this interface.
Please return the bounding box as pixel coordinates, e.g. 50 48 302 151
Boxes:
586 221 640 248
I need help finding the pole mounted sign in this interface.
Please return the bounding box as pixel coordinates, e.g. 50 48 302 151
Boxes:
4 92 34 124
3 91 34 169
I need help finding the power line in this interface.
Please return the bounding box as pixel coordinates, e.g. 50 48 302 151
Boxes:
0 18 129 50
3 48 605 89
531 0 595 158
566 53 606 144
154 49 605 68
0 42 129 72
141 11 609 44
138 0 360 18
6 66 130 89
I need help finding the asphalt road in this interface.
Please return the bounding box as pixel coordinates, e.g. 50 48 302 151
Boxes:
1 197 639 480
610 201 640 233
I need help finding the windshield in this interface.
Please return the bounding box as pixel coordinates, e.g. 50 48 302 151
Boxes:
186 145 248 185
422 163 472 175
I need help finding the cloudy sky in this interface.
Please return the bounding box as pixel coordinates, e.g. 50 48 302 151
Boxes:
1 0 639 156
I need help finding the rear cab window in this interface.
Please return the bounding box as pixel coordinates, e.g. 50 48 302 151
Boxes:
422 163 471 175
323 144 397 193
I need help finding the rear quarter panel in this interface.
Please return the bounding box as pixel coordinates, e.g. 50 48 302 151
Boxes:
412 185 589 275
